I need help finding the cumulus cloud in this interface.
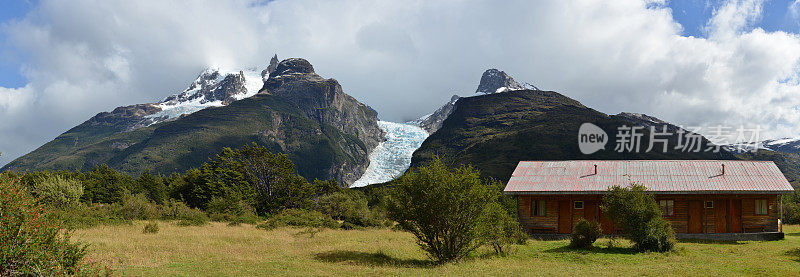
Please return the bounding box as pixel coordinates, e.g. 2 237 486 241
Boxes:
1 0 800 166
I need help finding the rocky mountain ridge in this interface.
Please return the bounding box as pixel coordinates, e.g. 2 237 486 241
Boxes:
3 58 383 186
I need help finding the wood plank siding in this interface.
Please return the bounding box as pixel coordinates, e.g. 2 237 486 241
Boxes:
515 194 780 234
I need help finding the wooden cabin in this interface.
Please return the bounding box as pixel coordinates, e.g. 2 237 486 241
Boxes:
503 160 794 239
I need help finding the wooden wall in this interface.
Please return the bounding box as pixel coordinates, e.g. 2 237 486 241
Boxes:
515 194 780 234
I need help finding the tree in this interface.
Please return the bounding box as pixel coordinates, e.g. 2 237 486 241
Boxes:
601 183 675 252
81 164 134 204
136 170 167 204
189 143 327 215
387 157 497 263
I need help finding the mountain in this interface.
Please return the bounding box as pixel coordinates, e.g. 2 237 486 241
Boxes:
475 68 536 94
3 58 383 186
414 69 537 133
614 112 686 133
410 88 735 182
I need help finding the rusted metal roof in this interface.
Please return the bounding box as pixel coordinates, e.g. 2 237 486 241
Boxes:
504 160 795 195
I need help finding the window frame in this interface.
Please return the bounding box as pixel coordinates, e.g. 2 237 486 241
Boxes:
705 201 714 209
754 199 768 215
659 199 675 216
573 201 584 210
530 199 546 217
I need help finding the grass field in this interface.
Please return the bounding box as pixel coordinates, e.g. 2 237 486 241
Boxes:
74 222 800 276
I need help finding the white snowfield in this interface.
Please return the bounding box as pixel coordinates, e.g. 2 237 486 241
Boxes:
350 121 429 187
145 67 263 125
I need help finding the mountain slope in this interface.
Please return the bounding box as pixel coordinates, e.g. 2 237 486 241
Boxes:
410 89 735 181
3 58 383 185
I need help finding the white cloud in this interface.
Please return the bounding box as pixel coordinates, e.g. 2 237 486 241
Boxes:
1 0 800 166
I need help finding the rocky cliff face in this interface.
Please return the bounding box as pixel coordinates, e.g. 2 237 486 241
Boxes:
475 69 528 94
260 58 384 183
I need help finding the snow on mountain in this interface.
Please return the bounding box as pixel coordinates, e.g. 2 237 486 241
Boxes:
350 121 429 187
144 67 265 125
724 137 800 153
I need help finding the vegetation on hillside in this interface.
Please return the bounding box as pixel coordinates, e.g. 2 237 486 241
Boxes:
411 90 735 182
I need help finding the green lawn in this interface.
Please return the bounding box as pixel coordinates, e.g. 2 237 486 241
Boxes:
74 222 800 276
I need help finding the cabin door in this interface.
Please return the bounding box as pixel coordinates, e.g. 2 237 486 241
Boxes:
715 200 729 233
599 210 615 235
730 199 742 233
558 201 571 234
584 201 599 222
688 200 703 233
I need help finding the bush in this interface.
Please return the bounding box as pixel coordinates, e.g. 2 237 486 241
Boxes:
386 157 502 263
227 214 261 226
257 209 339 230
56 203 129 229
30 175 84 208
119 193 161 220
314 191 382 227
161 199 206 221
477 201 525 255
602 183 676 252
570 219 602 249
637 217 676 252
143 221 159 234
176 212 209 226
0 175 88 275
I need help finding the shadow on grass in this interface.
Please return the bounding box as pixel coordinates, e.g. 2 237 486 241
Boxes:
544 245 638 255
785 248 800 262
785 232 800 237
677 239 744 245
314 250 434 268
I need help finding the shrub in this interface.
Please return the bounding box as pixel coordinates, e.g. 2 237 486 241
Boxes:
477 201 524 255
637 217 676 252
386 157 500 263
31 175 84 208
602 183 676 252
0 175 88 275
569 219 602 249
161 199 205 221
257 209 339 230
143 221 159 234
176 212 210 226
314 191 382 227
56 203 129 229
119 193 161 220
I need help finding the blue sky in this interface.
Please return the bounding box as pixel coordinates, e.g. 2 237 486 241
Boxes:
668 0 799 36
0 0 36 88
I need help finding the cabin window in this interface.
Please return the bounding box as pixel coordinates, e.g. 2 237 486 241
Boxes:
531 200 546 216
755 199 768 215
574 201 584 209
705 201 714 209
659 200 674 216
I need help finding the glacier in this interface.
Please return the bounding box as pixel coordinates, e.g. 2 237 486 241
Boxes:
350 121 429 187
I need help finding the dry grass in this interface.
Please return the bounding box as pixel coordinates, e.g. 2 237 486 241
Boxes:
74 222 800 276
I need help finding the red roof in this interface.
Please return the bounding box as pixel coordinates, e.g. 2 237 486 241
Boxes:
504 160 795 195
